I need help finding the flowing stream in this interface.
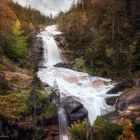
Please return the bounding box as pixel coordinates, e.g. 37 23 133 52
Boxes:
58 108 69 140
37 25 119 139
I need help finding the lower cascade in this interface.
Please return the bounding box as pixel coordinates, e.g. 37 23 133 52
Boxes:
37 25 120 138
58 108 69 140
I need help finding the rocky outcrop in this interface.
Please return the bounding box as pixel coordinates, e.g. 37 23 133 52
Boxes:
31 36 44 70
107 79 135 94
55 35 73 61
116 88 140 119
54 62 73 69
105 97 118 106
60 96 88 123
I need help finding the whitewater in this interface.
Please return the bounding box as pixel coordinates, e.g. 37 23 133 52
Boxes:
37 25 118 125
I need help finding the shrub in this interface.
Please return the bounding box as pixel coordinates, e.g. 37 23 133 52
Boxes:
0 75 9 94
117 118 137 140
34 126 45 140
70 120 87 140
0 93 27 120
8 19 28 61
94 117 122 140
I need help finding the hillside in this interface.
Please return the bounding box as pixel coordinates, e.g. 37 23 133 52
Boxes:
0 1 56 139
57 0 140 78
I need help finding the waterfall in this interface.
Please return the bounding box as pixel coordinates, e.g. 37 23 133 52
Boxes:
37 25 63 67
58 108 69 140
37 25 119 125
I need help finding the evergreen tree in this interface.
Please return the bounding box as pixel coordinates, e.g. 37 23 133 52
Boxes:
9 19 28 60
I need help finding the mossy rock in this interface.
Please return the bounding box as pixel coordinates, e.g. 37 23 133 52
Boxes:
93 117 122 140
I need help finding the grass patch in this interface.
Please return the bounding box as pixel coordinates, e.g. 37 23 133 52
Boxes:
0 93 27 120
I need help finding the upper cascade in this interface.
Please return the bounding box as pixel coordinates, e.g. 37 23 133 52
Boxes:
37 25 63 66
12 0 80 17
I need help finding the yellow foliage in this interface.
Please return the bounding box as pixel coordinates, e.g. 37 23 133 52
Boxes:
70 120 87 140
117 118 137 140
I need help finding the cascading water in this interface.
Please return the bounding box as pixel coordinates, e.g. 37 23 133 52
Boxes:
37 25 119 131
37 25 62 66
58 108 69 140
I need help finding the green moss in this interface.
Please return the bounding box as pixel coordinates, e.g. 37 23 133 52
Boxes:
42 103 57 118
94 117 122 140
73 57 88 72
0 93 27 120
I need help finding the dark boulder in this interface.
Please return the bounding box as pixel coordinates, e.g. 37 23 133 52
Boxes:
60 96 88 123
107 79 134 94
54 62 73 69
44 114 58 125
105 97 118 106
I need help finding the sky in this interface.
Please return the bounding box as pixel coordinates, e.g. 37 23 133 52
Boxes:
12 0 79 17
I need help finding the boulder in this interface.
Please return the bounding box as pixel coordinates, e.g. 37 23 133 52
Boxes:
105 97 118 106
54 62 73 69
54 35 68 48
60 96 88 123
116 88 140 118
107 79 134 94
55 35 73 61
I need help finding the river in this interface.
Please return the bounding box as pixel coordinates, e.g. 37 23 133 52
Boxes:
37 25 118 126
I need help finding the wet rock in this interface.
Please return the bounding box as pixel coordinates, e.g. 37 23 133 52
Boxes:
55 35 73 61
55 35 68 48
105 97 118 106
107 79 134 94
54 62 73 69
38 65 47 69
60 96 88 123
116 88 140 118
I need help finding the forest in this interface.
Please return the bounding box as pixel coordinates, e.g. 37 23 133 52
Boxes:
57 0 140 78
